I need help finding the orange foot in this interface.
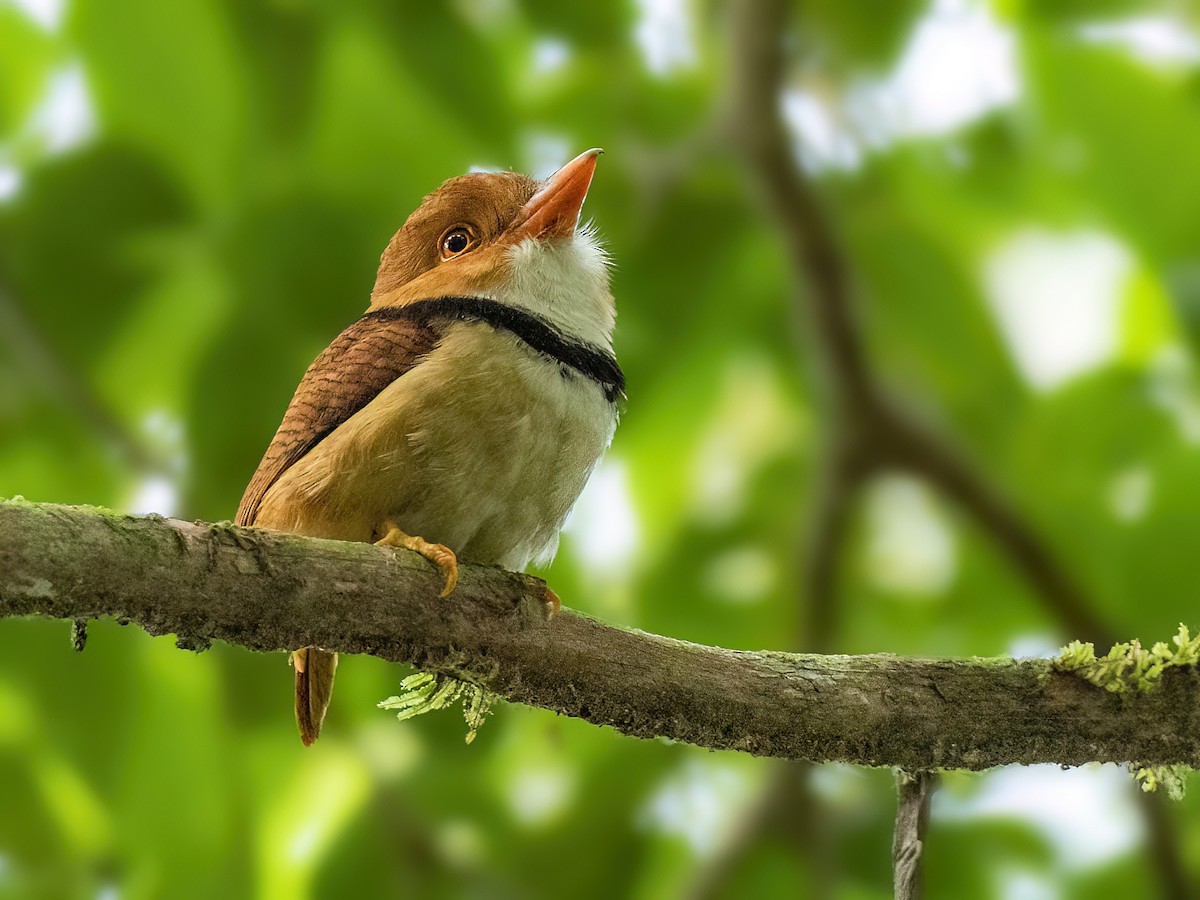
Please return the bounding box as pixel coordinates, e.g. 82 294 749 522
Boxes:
376 521 458 597
543 586 562 618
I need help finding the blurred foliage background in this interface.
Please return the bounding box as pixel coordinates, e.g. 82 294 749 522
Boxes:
3 0 1200 897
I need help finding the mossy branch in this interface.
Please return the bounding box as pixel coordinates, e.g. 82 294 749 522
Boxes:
1055 629 1200 796
2 498 1200 770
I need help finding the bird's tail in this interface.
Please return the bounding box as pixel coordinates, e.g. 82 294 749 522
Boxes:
292 647 338 746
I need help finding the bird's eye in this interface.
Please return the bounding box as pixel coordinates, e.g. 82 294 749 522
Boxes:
440 227 475 259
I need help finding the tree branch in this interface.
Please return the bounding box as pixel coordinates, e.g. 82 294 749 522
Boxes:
723 0 875 418
893 770 935 900
2 498 1199 770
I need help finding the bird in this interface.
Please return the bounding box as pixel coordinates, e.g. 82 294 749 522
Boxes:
235 149 623 745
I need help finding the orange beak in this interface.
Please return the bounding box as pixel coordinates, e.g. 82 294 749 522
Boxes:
511 148 602 242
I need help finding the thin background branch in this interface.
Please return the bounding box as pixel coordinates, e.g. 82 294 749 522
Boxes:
893 771 936 900
0 285 169 477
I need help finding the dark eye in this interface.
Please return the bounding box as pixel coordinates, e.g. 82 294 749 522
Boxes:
440 227 474 259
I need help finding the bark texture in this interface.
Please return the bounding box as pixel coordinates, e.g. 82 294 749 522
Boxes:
2 498 1199 770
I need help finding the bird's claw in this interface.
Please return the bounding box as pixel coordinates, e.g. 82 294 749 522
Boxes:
376 522 459 597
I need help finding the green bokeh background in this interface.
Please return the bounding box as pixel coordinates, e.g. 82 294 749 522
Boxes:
3 1 1200 897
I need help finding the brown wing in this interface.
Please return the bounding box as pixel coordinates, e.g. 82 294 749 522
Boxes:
236 309 441 527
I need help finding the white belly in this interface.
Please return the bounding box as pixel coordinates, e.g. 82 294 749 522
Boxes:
255 323 617 570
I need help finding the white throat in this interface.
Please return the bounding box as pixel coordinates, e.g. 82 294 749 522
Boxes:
491 227 615 351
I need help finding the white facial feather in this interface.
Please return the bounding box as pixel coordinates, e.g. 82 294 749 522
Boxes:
493 226 616 350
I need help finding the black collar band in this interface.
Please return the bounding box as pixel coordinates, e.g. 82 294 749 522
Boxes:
366 296 625 403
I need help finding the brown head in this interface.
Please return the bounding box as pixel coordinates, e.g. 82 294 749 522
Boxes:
370 149 605 307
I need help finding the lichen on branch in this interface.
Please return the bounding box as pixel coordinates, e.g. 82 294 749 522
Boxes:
379 671 497 743
1056 625 1200 694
